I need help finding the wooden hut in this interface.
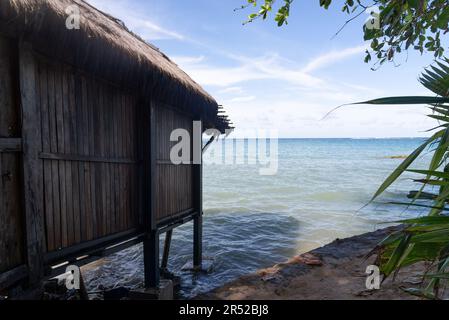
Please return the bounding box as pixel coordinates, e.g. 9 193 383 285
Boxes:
0 0 231 296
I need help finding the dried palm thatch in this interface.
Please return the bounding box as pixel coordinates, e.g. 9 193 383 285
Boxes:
0 0 232 131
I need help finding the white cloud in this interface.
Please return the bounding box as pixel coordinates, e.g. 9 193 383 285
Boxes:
174 53 323 88
228 96 256 103
85 0 184 41
218 86 245 94
172 56 205 65
130 19 184 40
224 96 435 138
302 45 367 73
81 2 434 137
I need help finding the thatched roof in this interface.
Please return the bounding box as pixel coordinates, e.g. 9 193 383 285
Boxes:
0 0 232 132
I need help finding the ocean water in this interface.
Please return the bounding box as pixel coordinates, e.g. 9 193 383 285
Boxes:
84 138 435 298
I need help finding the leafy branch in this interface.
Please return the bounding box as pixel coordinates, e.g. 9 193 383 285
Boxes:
239 0 449 66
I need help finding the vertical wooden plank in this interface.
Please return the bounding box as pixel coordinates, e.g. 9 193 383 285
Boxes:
93 82 103 237
129 96 135 228
98 83 107 236
76 73 86 243
128 95 135 228
39 62 55 252
81 76 92 241
193 119 203 267
104 85 112 235
113 91 120 232
19 43 46 284
62 68 74 247
9 155 23 271
55 64 68 248
87 78 97 240
48 63 61 249
69 72 80 244
0 36 24 274
143 101 159 288
121 94 128 230
133 96 139 227
136 101 144 229
0 153 24 273
0 37 19 138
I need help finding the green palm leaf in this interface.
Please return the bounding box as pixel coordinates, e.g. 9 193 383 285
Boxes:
348 58 449 296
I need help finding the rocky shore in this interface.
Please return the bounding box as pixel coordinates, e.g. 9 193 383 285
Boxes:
197 226 435 300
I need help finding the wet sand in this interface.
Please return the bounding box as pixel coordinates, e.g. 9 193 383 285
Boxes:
197 226 436 300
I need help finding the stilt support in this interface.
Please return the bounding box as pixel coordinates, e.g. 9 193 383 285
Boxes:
143 230 159 289
161 230 173 272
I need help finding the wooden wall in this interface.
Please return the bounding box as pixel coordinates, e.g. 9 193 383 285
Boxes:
1 38 201 291
155 105 194 223
35 56 140 252
0 36 24 275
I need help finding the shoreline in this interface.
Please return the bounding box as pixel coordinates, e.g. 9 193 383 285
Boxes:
196 226 432 300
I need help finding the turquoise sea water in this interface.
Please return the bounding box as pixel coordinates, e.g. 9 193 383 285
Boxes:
85 138 434 298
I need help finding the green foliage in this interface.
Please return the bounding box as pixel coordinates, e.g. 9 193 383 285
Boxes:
240 0 449 65
355 58 449 298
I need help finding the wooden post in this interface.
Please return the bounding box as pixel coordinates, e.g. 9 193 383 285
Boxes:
19 43 46 285
144 230 159 288
161 230 173 271
193 120 203 268
143 101 159 288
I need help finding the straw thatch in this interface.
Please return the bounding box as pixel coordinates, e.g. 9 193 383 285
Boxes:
0 0 231 131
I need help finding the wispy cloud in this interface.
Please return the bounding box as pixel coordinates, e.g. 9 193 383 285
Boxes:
302 45 367 73
218 86 245 95
86 0 185 41
229 96 256 103
174 53 324 88
172 56 205 65
130 18 184 40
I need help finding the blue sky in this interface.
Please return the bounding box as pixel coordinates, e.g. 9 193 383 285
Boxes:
87 0 439 138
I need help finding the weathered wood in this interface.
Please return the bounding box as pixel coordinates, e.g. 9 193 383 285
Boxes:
0 36 19 138
45 228 141 265
97 81 107 236
62 68 74 247
87 77 97 242
144 230 160 288
193 120 203 267
0 138 21 152
143 102 160 288
0 151 24 274
48 233 144 277
48 65 62 250
38 59 55 252
68 72 81 244
0 36 25 277
19 43 46 284
161 230 173 271
150 102 157 232
2 36 204 292
113 91 120 232
76 72 87 244
35 59 139 251
55 64 68 248
154 105 195 223
0 265 27 290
